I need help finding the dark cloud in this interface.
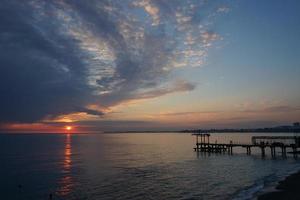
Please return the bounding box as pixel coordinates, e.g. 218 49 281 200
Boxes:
0 0 222 123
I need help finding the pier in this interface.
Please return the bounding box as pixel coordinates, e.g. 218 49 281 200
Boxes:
193 133 300 158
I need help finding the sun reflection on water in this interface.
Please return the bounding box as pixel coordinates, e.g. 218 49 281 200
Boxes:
56 134 73 197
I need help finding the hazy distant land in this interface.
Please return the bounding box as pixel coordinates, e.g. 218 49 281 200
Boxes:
106 122 300 134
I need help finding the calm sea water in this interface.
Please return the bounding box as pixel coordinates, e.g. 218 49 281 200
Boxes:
1 133 300 200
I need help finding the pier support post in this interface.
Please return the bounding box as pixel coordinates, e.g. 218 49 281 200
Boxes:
207 135 210 145
200 135 203 149
228 141 233 155
281 146 287 157
270 146 273 157
270 146 274 158
196 135 199 151
293 146 298 159
246 147 251 155
261 146 265 157
270 146 276 158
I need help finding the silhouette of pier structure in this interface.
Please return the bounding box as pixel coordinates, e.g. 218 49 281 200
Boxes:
193 133 300 158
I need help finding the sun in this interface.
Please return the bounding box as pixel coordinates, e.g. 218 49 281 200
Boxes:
65 126 72 131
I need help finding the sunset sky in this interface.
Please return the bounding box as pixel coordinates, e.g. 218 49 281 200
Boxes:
0 0 299 133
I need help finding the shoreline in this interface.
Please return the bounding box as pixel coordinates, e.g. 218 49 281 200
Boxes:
257 170 300 200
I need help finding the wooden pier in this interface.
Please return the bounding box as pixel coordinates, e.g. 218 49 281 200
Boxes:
193 133 300 158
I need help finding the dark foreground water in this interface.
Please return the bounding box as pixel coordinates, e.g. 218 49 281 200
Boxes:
1 133 300 200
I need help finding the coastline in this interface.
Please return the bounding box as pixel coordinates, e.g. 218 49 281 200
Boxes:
257 170 300 200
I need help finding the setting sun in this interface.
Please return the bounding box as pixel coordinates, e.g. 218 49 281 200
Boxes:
65 126 72 131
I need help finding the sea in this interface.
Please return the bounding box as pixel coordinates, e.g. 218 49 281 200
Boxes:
1 132 300 200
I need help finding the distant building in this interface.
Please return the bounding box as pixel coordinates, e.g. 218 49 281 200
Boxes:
294 122 300 127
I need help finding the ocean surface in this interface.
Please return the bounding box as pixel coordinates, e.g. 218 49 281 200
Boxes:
1 132 300 200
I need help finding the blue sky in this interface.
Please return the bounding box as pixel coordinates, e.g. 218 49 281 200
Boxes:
218 1 299 103
0 0 299 132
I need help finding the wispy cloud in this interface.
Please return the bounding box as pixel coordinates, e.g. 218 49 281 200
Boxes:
136 80 195 100
132 0 160 26
0 0 226 123
217 6 230 13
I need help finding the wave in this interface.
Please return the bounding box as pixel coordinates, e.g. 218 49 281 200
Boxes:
232 164 300 200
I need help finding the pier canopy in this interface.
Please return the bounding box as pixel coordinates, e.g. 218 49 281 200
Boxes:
192 133 211 144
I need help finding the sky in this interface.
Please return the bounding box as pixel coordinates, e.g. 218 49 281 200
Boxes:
0 0 299 133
